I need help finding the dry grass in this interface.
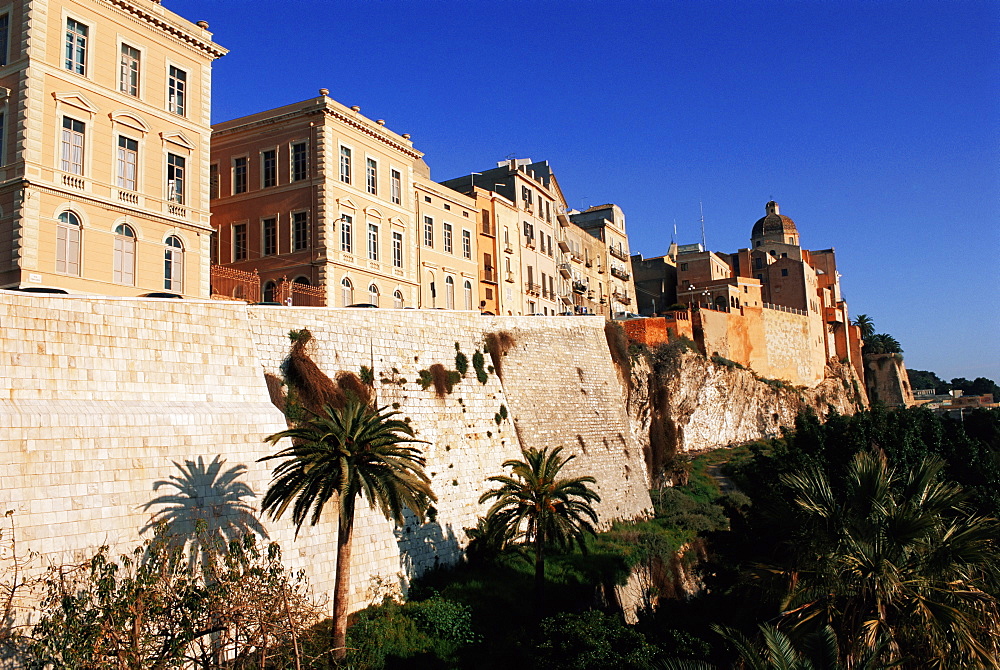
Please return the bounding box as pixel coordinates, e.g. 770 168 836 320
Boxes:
283 328 370 414
484 330 516 380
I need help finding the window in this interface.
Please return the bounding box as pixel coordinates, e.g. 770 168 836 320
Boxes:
445 276 455 309
168 66 186 115
464 280 473 310
262 218 277 256
462 230 472 259
0 14 9 67
423 216 433 247
339 145 351 183
292 212 309 251
209 164 219 199
340 215 352 253
341 278 353 307
393 290 403 309
0 112 4 166
547 234 553 257
113 223 135 285
781 268 789 277
61 117 84 174
263 281 276 303
261 150 277 188
164 236 184 292
233 156 248 194
366 158 377 195
680 262 688 271
291 142 307 182
754 258 763 269
443 222 453 253
390 169 401 204
116 136 137 190
56 211 81 275
368 284 379 306
120 44 140 96
392 231 403 268
232 223 247 261
367 223 378 261
65 18 87 74
166 153 185 203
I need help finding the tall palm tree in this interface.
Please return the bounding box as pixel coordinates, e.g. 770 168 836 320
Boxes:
258 398 436 661
766 450 1000 668
852 314 875 341
479 446 601 604
863 333 903 355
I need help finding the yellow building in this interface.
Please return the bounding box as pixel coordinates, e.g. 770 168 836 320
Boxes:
442 159 629 317
414 173 479 310
0 0 226 296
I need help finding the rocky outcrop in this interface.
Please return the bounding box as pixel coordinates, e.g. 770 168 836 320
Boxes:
864 353 915 407
629 349 867 486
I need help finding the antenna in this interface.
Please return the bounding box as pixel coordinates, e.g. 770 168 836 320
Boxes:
699 201 707 250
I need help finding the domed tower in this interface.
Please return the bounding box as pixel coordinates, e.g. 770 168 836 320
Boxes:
751 201 800 248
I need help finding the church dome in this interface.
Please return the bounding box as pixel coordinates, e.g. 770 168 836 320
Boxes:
751 201 798 240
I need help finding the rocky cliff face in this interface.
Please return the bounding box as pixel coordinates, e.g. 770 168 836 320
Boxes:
627 349 867 486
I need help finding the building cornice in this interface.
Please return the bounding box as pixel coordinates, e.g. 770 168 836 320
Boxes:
105 0 228 59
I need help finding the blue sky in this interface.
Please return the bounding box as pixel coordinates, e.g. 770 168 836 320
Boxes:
171 0 1000 381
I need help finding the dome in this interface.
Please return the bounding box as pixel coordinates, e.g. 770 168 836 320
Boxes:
751 201 798 240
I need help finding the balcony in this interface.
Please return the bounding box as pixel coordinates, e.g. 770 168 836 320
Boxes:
117 189 139 205
572 280 587 294
612 291 632 306
558 239 571 252
481 221 495 237
524 237 536 250
597 265 606 274
168 203 188 218
504 243 514 253
525 281 541 296
482 266 497 283
610 266 631 281
62 174 86 190
825 306 844 323
558 263 572 278
505 271 515 283
609 246 629 261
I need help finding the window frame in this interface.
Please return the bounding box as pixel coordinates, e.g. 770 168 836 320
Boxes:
390 168 401 205
367 222 379 261
167 64 187 116
423 216 433 247
56 210 82 276
60 116 85 175
462 229 472 259
119 42 141 97
340 214 353 253
64 17 88 75
115 135 138 191
365 156 377 195
261 217 277 256
166 152 186 204
443 222 453 254
339 144 352 184
232 155 248 195
0 12 10 67
113 223 136 286
392 231 403 268
292 210 309 251
232 222 248 262
341 277 353 307
261 148 277 188
164 235 184 292
290 141 308 182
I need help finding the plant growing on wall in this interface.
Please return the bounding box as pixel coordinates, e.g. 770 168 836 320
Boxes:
258 398 436 662
455 343 469 376
484 331 515 380
478 446 600 607
418 363 462 397
472 350 488 384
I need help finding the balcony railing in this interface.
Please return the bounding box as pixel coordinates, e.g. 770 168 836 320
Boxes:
210 265 261 303
483 266 497 283
558 263 572 278
610 266 631 281
525 281 541 295
118 189 139 205
62 174 85 190
609 246 629 261
612 291 632 305
572 281 587 294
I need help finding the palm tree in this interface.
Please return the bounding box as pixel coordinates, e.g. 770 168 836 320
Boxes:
765 450 1000 668
852 314 875 341
258 398 436 661
863 332 903 355
479 446 601 604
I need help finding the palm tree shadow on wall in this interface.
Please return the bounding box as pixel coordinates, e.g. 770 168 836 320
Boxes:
140 456 267 564
394 507 459 587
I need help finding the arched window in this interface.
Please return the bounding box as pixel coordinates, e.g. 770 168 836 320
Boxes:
341 277 353 307
464 280 473 310
368 283 379 306
263 280 276 303
164 235 184 292
113 223 135 285
445 276 455 309
393 290 404 309
56 211 82 275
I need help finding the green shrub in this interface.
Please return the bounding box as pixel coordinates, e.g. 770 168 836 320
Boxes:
455 351 469 376
534 610 658 670
710 354 745 370
472 350 488 384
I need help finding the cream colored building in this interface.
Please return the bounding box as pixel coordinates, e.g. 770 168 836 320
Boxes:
0 0 226 296
211 93 424 308
414 175 479 310
442 159 628 317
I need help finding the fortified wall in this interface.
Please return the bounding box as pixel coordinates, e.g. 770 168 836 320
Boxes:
0 292 651 618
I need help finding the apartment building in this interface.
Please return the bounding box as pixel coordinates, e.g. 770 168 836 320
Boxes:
0 0 226 296
210 93 423 307
414 174 479 309
442 159 623 317
570 204 637 315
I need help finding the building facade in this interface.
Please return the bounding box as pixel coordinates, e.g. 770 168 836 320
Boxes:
0 0 226 296
414 174 479 310
442 159 633 317
210 93 428 307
